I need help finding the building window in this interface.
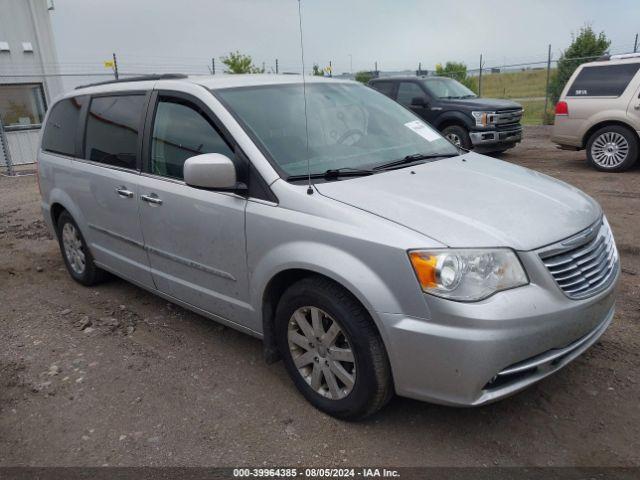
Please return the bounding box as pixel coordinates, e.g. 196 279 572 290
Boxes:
0 83 47 130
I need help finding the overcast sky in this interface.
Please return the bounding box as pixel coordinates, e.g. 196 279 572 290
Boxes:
49 0 640 75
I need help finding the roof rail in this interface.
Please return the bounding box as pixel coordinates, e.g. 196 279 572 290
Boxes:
75 73 189 90
610 52 640 60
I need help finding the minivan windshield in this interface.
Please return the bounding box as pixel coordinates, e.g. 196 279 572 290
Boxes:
422 77 477 99
215 82 458 178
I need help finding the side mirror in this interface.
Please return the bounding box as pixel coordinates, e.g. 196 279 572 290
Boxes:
411 96 429 107
183 153 243 191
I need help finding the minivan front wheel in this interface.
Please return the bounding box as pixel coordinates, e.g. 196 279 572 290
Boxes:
587 125 639 172
56 211 106 286
275 276 393 420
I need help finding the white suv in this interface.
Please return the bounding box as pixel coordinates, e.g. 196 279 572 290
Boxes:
551 54 640 171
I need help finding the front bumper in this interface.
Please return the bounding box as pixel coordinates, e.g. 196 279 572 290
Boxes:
470 126 522 149
379 250 619 406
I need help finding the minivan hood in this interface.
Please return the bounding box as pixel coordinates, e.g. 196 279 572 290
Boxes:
315 153 601 251
439 97 522 110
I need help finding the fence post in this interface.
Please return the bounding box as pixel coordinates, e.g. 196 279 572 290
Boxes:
543 44 552 124
478 54 483 97
0 117 14 176
112 52 119 80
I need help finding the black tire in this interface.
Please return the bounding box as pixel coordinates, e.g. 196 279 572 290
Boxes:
56 211 106 286
442 125 472 150
275 276 393 420
586 125 639 172
491 149 510 156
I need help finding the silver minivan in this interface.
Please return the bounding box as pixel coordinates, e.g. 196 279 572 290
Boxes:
38 74 619 419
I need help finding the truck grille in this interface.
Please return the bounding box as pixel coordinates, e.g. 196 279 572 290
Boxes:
494 108 523 126
539 219 619 299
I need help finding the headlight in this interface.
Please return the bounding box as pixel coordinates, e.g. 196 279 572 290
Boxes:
408 249 528 301
471 111 496 127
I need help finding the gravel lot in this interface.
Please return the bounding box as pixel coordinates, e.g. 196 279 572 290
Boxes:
1 126 639 467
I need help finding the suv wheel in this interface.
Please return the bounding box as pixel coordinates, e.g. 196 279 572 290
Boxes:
442 125 472 150
56 211 106 286
275 276 393 420
586 125 639 172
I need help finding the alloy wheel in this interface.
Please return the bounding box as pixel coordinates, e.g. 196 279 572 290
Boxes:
62 223 86 275
591 131 629 168
445 132 462 147
287 306 356 400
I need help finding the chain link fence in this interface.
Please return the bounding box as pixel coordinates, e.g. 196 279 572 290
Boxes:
1 41 638 173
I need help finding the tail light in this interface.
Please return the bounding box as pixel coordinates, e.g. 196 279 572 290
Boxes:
555 101 569 116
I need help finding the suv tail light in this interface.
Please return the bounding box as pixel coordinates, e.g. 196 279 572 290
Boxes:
555 101 569 116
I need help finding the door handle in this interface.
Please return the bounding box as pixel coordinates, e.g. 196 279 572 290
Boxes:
634 104 640 110
140 193 163 205
115 187 134 198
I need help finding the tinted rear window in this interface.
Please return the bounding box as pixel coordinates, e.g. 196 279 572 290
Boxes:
370 81 395 98
568 63 640 97
41 96 85 156
85 95 146 169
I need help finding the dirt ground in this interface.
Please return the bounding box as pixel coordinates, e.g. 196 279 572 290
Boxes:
1 126 639 467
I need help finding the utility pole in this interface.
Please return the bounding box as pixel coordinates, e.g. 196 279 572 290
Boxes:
275 59 279 74
374 61 378 77
635 33 638 53
210 58 215 75
543 44 552 124
329 60 332 77
478 54 483 97
418 62 422 76
112 52 119 80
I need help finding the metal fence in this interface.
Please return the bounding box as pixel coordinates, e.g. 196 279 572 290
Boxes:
1 39 638 174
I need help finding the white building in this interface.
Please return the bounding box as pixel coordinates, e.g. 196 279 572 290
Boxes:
0 0 64 170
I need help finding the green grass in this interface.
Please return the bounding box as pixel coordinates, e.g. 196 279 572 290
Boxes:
466 69 557 125
474 68 553 99
519 99 551 125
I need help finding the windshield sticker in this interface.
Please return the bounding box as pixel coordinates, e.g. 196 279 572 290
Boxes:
404 120 441 142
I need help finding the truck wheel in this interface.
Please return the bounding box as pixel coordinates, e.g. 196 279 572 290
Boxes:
442 125 472 150
56 211 106 286
275 276 393 420
586 125 639 172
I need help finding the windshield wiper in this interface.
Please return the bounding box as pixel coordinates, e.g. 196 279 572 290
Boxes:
373 153 458 171
287 167 376 181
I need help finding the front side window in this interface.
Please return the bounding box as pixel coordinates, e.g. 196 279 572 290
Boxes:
84 94 146 169
567 63 640 97
216 83 457 178
422 77 477 99
0 83 47 130
42 96 85 156
396 82 425 106
151 98 233 180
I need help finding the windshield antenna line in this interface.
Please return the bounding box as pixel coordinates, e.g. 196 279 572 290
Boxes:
297 0 313 195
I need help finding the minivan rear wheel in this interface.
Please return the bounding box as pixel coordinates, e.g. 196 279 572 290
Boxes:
586 125 639 172
275 276 393 420
56 211 106 286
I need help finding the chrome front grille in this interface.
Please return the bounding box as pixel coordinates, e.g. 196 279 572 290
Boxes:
539 219 619 299
494 108 523 126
